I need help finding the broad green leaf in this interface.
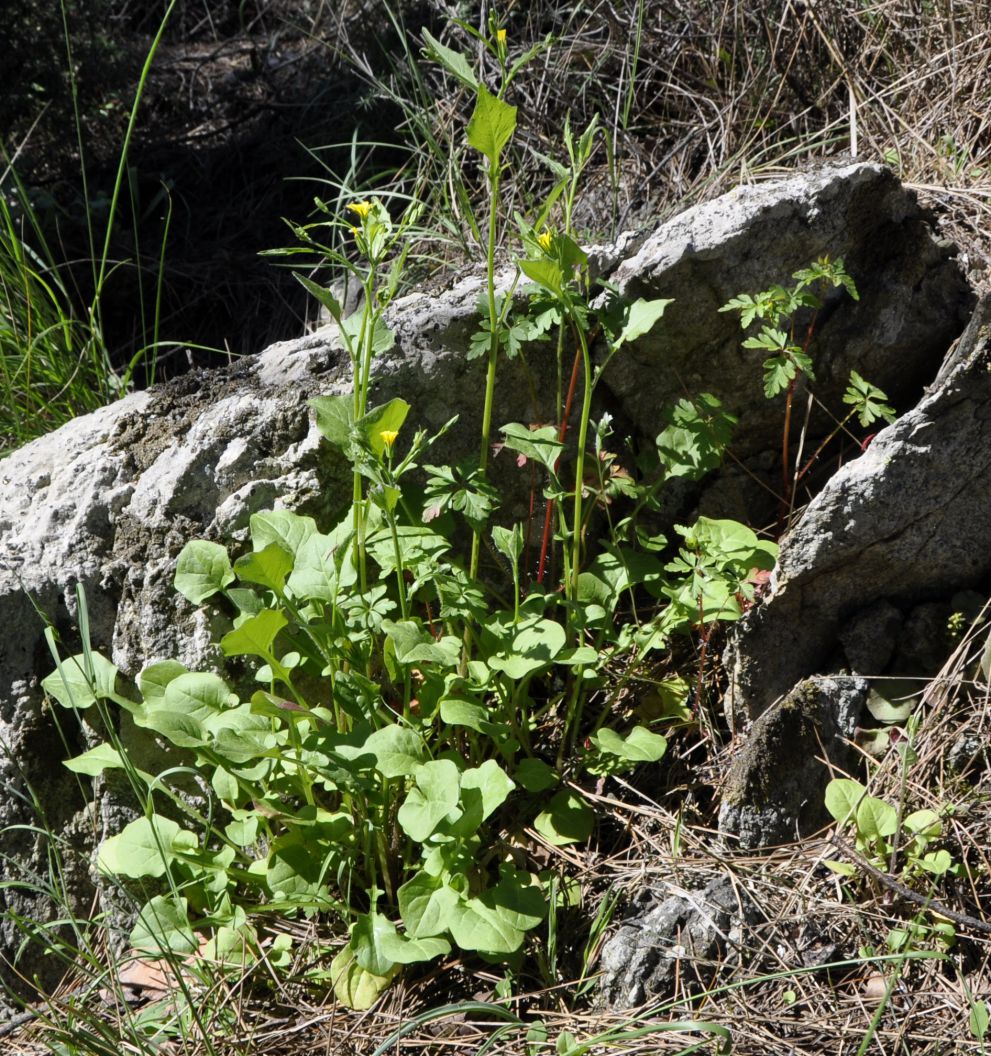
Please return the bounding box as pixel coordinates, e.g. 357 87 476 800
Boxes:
656 393 737 481
460 759 514 823
42 651 123 710
856 796 898 841
866 688 914 724
265 835 334 906
98 815 184 878
174 540 234 603
489 617 566 679
220 608 287 660
590 726 667 763
903 810 941 837
340 314 395 358
383 619 460 668
212 766 240 805
467 84 516 164
363 725 426 778
379 930 450 965
250 510 317 559
211 721 277 764
309 395 353 450
367 526 449 574
287 527 354 602
971 1000 990 1041
358 398 410 458
421 28 479 89
138 660 187 705
448 869 544 954
129 895 198 956
491 524 524 568
440 696 493 733
613 297 673 348
330 946 397 1011
354 910 450 972
514 758 557 793
397 759 462 841
225 813 259 846
448 896 526 954
519 257 564 299
64 743 126 777
136 708 205 748
534 791 594 846
824 778 866 825
919 849 953 875
351 911 400 978
577 548 664 610
823 859 858 877
398 872 461 939
163 672 234 721
234 543 293 593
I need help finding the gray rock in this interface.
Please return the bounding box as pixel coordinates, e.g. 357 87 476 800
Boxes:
718 676 866 849
0 161 968 1001
726 294 991 723
599 876 757 1009
838 600 903 675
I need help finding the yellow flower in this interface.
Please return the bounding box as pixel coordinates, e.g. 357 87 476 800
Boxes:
349 225 360 237
380 429 399 450
496 28 507 45
348 200 372 219
537 230 553 253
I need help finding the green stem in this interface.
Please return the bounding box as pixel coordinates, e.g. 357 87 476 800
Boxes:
569 323 593 601
469 162 501 584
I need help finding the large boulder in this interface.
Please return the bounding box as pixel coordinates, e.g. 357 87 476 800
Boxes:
0 161 969 1003
725 294 991 724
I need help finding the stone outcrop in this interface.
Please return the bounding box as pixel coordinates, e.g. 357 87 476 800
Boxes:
717 676 866 849
599 876 758 1008
0 160 972 1003
726 295 991 724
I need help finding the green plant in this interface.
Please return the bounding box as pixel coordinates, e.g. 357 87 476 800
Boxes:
721 257 895 527
824 777 958 887
37 10 784 1019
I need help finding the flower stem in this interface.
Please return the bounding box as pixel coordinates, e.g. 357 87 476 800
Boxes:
569 322 593 601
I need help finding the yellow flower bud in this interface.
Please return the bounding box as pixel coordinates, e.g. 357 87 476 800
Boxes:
497 28 507 45
347 200 372 219
537 230 553 253
380 429 399 450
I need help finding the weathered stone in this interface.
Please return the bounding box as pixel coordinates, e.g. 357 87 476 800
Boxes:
725 295 991 723
838 600 903 675
599 876 758 1009
718 676 866 849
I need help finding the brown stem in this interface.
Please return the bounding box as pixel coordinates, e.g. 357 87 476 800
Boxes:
794 408 858 486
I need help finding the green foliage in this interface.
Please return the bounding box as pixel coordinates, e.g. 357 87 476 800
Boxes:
721 257 896 525
38 11 806 1017
45 402 777 1003
824 777 959 885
